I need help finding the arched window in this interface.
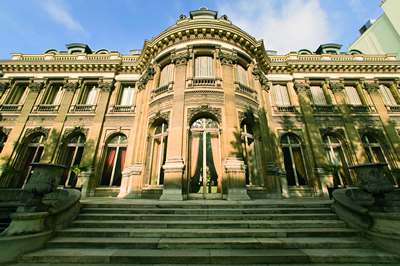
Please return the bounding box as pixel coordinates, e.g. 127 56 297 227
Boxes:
17 134 46 187
281 134 307 186
159 64 173 87
195 56 214 78
323 135 352 186
60 134 86 187
362 134 396 185
237 65 248 86
0 133 7 153
241 122 261 186
101 134 127 187
147 122 168 186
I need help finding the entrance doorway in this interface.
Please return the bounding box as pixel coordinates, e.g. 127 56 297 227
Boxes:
188 118 221 199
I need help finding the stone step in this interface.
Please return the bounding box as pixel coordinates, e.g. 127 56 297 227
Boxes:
55 227 360 238
77 212 338 220
68 219 347 229
80 207 333 215
45 236 374 250
20 248 400 264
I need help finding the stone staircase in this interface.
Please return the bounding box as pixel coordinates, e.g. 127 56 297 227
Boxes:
19 200 400 264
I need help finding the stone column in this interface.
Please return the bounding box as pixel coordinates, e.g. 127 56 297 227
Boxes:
159 51 190 201
294 81 329 196
219 50 250 200
40 80 79 163
78 79 114 197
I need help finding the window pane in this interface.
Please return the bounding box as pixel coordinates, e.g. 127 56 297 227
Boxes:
159 64 172 87
195 56 214 78
274 85 290 106
120 86 135 105
101 147 117 186
310 86 327 105
282 147 296 186
380 85 397 105
237 65 247 86
345 86 362 105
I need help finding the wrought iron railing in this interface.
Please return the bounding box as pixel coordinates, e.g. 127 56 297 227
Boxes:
109 105 136 113
33 104 60 112
0 104 23 112
69 104 96 112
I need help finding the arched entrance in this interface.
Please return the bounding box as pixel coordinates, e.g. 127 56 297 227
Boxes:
188 117 221 199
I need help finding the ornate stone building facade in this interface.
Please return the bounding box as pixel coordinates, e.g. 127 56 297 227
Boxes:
0 8 399 200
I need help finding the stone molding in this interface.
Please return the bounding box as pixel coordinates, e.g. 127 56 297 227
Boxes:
62 126 89 142
0 126 11 136
329 82 345 93
24 126 50 142
148 111 170 128
319 126 346 139
98 81 115 92
294 82 309 93
365 83 380 94
28 82 44 93
218 51 237 66
138 64 156 91
252 67 269 92
358 127 387 145
187 105 222 124
172 52 191 65
63 81 79 92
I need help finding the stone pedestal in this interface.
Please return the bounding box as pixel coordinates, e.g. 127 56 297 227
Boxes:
2 212 49 236
160 158 185 201
315 167 331 197
77 168 92 197
225 157 250 201
121 163 143 199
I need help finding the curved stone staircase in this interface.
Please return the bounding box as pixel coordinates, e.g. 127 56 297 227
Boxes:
18 199 400 265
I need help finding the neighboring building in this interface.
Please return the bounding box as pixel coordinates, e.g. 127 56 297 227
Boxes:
0 7 399 200
349 0 400 59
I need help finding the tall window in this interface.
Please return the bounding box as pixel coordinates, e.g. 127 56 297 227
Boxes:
9 85 28 104
362 134 396 185
380 85 397 105
323 135 352 186
81 85 98 105
195 56 214 78
17 134 46 187
345 86 362 105
119 86 135 105
43 85 63 105
60 134 85 187
237 65 248 86
147 122 168 186
159 64 173 87
281 134 307 186
101 134 127 187
241 122 261 186
310 86 327 105
273 85 290 106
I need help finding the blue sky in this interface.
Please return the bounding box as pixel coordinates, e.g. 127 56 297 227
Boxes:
0 0 385 59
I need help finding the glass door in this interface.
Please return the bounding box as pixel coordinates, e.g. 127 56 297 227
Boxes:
189 118 221 199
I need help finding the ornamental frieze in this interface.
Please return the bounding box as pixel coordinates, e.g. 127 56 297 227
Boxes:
138 64 156 91
98 81 115 92
252 68 269 92
329 82 345 93
28 82 44 93
319 126 345 139
187 105 222 124
62 126 89 142
365 83 380 94
63 81 79 92
172 52 191 65
218 52 237 66
148 111 170 128
294 82 309 93
23 126 50 142
358 127 387 144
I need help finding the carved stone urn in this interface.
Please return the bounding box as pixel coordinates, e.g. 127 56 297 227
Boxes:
348 162 393 206
22 162 66 212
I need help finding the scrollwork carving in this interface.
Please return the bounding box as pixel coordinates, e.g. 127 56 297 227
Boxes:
98 81 115 92
365 83 380 94
138 64 156 91
28 82 44 93
63 82 79 92
252 67 269 92
218 52 237 66
0 82 10 94
187 105 222 124
0 126 11 136
24 126 50 142
148 111 170 128
358 127 387 144
319 127 345 139
62 126 89 142
178 14 187 21
294 82 309 93
172 52 191 65
329 82 345 93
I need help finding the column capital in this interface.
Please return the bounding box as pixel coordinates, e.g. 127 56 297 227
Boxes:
252 67 269 92
28 80 44 93
63 81 79 92
329 82 345 93
138 64 156 91
294 81 309 93
364 82 380 94
171 51 191 65
217 51 237 66
98 80 115 92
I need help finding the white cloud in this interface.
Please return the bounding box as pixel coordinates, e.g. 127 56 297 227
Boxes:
217 0 335 54
39 0 85 32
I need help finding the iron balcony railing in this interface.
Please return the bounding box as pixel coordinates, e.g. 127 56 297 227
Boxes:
33 104 60 112
0 104 23 112
108 105 136 113
69 104 96 112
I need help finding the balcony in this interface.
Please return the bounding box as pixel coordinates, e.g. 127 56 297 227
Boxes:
348 105 376 113
191 78 216 87
386 105 400 113
33 104 60 112
273 105 299 113
235 82 257 100
108 105 136 113
0 104 23 112
312 105 339 113
69 104 96 112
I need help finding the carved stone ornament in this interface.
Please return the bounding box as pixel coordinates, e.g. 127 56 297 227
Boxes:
329 82 345 93
62 126 89 142
172 52 191 65
138 64 156 91
365 83 380 94
98 81 115 92
0 82 10 94
319 127 345 139
178 14 187 21
252 67 269 92
0 127 11 136
28 82 44 93
187 105 222 124
238 110 259 125
148 111 170 128
294 82 309 93
218 52 237 66
220 14 229 20
24 126 50 142
358 127 387 144
63 82 79 92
